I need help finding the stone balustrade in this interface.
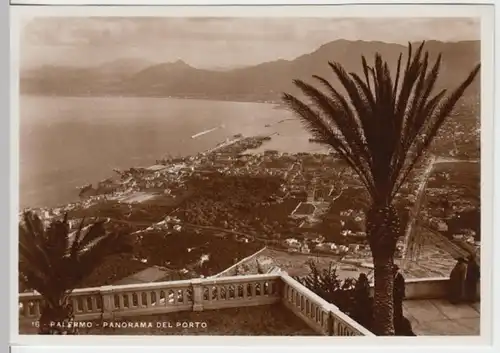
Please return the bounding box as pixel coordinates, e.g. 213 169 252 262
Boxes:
20 274 465 336
368 276 480 302
19 273 372 336
280 274 374 336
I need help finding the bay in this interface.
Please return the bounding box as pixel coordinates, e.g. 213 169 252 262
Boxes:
19 95 326 209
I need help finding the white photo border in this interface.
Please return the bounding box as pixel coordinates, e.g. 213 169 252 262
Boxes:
6 1 498 353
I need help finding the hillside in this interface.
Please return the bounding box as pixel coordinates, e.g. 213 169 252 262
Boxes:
20 40 480 101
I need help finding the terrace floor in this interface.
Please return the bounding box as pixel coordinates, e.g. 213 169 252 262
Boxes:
19 304 318 336
404 299 480 336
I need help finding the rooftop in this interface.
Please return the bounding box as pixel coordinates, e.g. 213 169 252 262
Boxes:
112 266 173 286
217 246 461 281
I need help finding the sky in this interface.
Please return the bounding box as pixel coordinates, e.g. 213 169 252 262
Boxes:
20 17 480 70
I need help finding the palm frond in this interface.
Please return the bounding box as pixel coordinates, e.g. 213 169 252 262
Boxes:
70 219 106 259
19 213 53 277
394 63 480 192
44 217 70 261
283 40 479 212
292 78 373 175
69 217 86 259
71 232 133 285
282 92 376 196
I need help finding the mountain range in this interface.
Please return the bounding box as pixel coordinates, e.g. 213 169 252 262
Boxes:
20 40 480 102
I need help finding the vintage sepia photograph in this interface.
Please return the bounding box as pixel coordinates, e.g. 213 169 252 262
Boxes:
12 4 493 341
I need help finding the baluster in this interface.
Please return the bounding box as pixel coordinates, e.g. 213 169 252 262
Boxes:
183 289 188 303
71 297 80 313
225 286 230 300
33 300 41 317
118 294 125 309
113 294 119 309
172 289 178 304
251 283 256 297
21 302 28 317
91 297 98 312
18 303 25 318
218 286 223 300
81 297 88 312
146 292 152 307
243 283 248 299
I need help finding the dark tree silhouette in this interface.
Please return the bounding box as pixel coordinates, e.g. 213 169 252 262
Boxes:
282 41 480 335
295 260 357 315
19 211 133 334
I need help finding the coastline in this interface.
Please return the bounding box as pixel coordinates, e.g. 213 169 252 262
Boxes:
21 134 271 214
21 131 481 216
20 93 285 108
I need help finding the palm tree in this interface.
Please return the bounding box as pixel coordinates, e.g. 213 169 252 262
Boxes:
282 42 480 335
19 211 133 334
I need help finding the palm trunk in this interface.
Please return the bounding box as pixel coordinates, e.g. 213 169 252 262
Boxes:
366 203 401 336
372 255 395 335
39 303 78 335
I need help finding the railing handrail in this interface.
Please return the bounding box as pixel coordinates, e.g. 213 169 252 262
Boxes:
329 305 376 336
405 276 449 283
19 273 283 299
19 274 452 299
279 272 339 310
198 273 281 285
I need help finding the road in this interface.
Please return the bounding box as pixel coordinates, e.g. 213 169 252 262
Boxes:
105 217 265 242
402 156 437 263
